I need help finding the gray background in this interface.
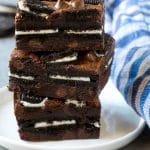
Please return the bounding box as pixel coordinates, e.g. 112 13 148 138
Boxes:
0 0 16 5
0 0 16 87
0 37 15 87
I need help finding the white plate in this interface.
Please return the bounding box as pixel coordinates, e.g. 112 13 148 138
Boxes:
0 80 145 150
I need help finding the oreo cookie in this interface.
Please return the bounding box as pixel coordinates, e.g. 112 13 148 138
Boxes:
22 0 55 15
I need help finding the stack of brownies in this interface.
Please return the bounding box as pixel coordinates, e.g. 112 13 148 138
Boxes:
9 0 114 141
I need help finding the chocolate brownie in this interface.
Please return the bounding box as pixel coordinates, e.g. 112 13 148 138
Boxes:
19 124 100 141
14 92 100 141
9 65 110 100
14 92 100 122
15 0 105 52
16 33 113 52
9 37 114 100
10 37 114 79
16 0 103 31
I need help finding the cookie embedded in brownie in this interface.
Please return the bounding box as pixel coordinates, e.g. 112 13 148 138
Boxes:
16 0 103 30
14 92 100 141
9 35 114 100
15 0 104 52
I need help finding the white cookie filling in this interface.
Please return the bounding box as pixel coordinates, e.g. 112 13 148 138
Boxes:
15 29 59 35
94 51 105 57
48 53 78 63
9 72 34 81
108 57 113 66
66 29 102 35
20 97 85 108
20 98 48 108
91 122 100 128
34 120 76 128
105 57 113 68
49 75 90 82
65 99 85 107
15 29 102 35
34 121 100 128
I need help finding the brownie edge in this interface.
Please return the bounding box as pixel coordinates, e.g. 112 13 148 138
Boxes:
19 125 100 141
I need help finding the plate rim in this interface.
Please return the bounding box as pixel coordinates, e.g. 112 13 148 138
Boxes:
0 86 145 150
0 119 145 150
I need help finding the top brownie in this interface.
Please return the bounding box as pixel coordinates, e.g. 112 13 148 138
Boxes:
16 0 104 31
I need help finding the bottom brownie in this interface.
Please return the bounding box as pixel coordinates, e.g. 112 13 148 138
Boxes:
19 124 100 141
14 92 100 141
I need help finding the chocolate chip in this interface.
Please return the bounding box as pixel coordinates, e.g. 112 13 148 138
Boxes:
94 50 104 57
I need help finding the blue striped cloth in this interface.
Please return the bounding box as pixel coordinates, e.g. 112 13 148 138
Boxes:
105 0 150 126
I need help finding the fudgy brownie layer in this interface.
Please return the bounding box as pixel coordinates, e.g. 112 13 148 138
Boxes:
16 1 103 30
9 43 113 88
11 34 114 72
14 92 100 121
19 125 100 141
16 33 112 52
9 48 111 76
9 67 110 100
19 120 100 131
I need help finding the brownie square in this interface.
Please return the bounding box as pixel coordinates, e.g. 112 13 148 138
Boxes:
14 92 101 141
